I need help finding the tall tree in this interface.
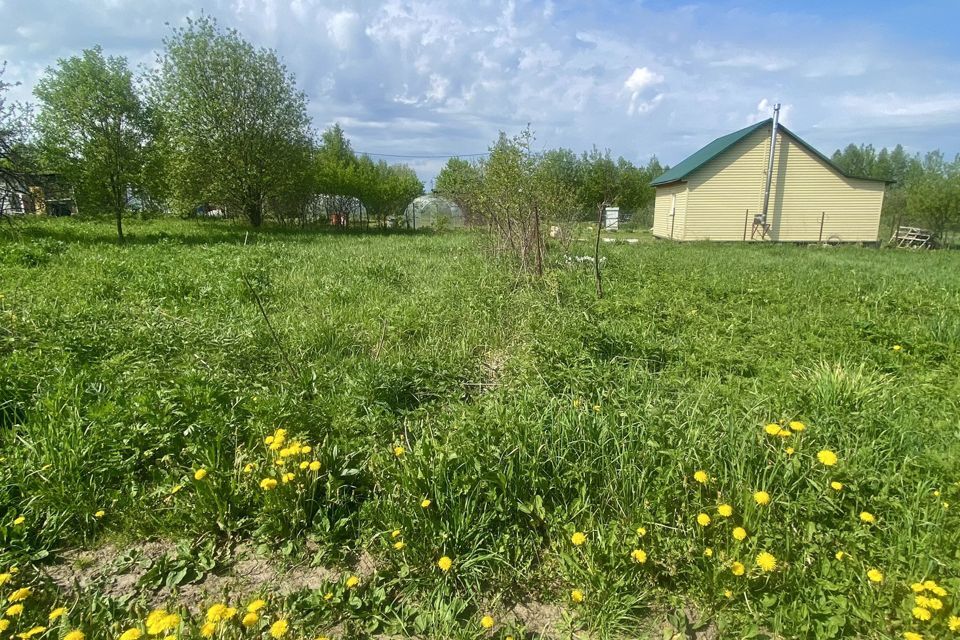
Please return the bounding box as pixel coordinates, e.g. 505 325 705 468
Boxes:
152 16 312 227
316 123 359 224
34 47 146 241
0 63 33 221
434 157 483 226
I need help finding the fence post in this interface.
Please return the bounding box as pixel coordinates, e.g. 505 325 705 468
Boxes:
818 212 825 243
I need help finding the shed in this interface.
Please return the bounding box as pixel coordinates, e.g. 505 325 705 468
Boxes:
651 120 889 242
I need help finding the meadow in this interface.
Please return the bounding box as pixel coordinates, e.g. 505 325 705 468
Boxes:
1 218 959 640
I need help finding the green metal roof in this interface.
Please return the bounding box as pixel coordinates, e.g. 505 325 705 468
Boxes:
651 119 891 186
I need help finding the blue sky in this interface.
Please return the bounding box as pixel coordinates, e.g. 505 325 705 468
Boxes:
2 0 959 185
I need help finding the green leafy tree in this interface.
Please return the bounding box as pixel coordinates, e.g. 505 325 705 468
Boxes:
908 170 960 244
434 157 483 226
152 16 312 226
1 63 34 221
34 47 147 240
316 123 359 224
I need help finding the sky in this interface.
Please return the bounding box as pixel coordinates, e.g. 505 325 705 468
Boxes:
2 0 960 186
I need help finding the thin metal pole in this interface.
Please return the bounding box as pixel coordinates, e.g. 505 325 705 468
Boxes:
669 208 676 239
743 209 749 241
762 103 781 223
818 212 825 243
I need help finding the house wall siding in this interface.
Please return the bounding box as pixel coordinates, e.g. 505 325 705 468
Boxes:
682 128 768 241
652 183 688 239
768 135 885 242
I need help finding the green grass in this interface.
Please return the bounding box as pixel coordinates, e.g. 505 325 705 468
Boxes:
1 217 958 639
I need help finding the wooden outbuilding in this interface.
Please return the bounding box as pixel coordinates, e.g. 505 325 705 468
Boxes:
651 117 890 242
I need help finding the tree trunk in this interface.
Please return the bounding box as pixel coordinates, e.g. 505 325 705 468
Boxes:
116 208 124 243
594 203 604 298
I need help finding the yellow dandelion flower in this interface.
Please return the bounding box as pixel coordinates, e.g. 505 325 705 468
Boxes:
835 551 845 561
915 595 930 608
17 625 47 639
393 446 405 457
817 450 838 466
309 461 321 472
119 629 142 640
393 541 406 550
243 463 254 473
12 516 24 526
636 527 646 537
8 588 31 602
693 470 708 484
391 529 402 538
696 513 711 527
788 421 805 432
0 619 9 632
949 616 960 631
925 597 942 611
64 631 84 640
756 552 776 572
0 574 10 585
630 549 647 564
723 589 733 599
592 404 601 412
912 607 931 621
299 461 309 470
323 592 333 601
246 600 266 614
570 589 584 603
242 612 258 627
785 447 795 455
420 498 431 508
754 491 770 506
764 423 782 436
571 531 586 546
345 575 359 588
281 472 295 484
717 504 733 517
704 547 713 557
264 436 275 445
732 527 747 541
193 468 207 481
480 615 494 629
170 484 183 495
867 568 884 583
200 622 216 638
437 556 453 572
892 345 903 352
903 633 922 640
260 477 278 490
49 607 67 621
94 510 106 519
859 511 876 524
731 562 745 576
206 603 229 623
929 584 947 596
830 481 843 491
923 579 939 591
269 619 288 639
910 582 925 593
300 445 311 454
6 604 24 616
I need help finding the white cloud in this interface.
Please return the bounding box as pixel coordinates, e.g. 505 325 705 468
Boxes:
624 66 664 93
2 0 959 182
750 99 793 126
326 11 362 50
624 67 664 116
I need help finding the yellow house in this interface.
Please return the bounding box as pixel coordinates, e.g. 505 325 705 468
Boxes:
651 119 889 242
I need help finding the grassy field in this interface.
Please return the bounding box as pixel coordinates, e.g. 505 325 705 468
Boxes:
1 217 959 640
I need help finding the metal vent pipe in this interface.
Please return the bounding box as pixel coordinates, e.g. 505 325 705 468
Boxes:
761 103 781 223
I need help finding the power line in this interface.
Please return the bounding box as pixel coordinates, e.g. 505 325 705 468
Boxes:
353 150 489 159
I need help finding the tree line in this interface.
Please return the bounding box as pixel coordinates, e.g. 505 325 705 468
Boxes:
0 17 424 240
831 143 960 242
